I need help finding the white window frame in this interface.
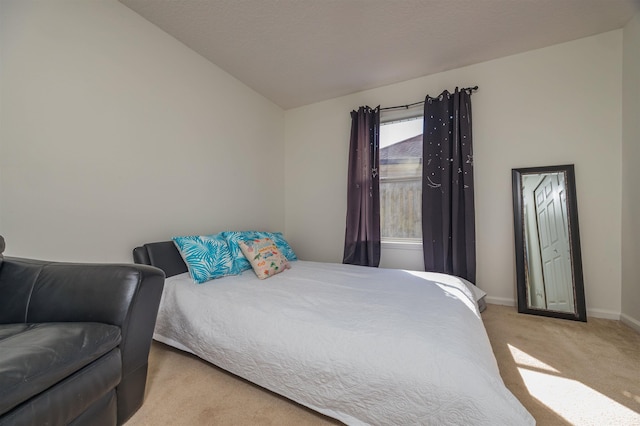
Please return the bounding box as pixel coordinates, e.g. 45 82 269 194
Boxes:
380 109 423 249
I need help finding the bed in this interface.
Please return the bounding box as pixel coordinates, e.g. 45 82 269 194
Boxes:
133 239 535 425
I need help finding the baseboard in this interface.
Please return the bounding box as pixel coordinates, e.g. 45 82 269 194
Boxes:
484 296 516 307
621 313 640 334
484 297 625 322
586 308 620 320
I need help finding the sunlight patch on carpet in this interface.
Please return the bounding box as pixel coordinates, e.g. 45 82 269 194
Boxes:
622 390 640 404
507 344 559 373
509 345 640 425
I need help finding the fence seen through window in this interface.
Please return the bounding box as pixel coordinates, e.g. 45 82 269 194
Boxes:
379 117 423 241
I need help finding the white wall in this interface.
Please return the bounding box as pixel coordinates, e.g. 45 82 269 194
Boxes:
1 1 629 321
0 0 285 262
622 12 640 332
285 31 623 319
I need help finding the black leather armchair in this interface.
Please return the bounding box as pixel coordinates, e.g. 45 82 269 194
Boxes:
0 238 165 426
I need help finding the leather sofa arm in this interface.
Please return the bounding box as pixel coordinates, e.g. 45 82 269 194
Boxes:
0 257 164 326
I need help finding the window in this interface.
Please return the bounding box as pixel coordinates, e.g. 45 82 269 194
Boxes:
379 116 423 243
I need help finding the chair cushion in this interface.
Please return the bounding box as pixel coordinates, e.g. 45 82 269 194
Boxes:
0 322 121 415
0 350 121 426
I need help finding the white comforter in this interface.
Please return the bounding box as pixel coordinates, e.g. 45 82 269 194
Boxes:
153 261 534 425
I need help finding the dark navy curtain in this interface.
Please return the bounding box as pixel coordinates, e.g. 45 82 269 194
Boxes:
343 106 381 267
422 88 476 282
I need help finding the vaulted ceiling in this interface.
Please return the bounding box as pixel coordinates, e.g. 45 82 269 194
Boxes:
119 0 640 109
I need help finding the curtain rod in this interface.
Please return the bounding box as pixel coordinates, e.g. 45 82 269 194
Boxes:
380 86 478 112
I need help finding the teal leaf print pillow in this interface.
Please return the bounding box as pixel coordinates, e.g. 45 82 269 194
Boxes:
265 232 298 261
221 231 263 272
172 234 240 283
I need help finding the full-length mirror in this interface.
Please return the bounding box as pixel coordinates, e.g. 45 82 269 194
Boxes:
512 164 587 321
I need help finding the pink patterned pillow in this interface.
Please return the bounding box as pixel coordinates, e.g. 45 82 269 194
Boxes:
238 238 290 279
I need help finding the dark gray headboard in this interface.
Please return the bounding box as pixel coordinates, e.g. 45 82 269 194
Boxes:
133 241 187 278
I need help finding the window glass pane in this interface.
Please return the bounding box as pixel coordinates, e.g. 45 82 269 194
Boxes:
380 117 423 240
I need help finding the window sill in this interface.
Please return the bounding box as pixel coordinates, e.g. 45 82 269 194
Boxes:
381 240 423 251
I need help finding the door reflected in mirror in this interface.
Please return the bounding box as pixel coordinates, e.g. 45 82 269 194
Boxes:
512 165 587 321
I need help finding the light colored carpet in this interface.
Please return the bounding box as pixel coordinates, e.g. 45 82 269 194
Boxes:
482 305 640 425
126 304 640 425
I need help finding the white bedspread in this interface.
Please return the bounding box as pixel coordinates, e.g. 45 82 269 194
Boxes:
154 261 534 425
